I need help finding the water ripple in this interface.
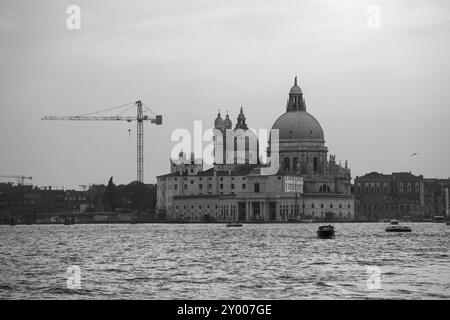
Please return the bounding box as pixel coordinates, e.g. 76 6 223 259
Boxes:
0 223 449 299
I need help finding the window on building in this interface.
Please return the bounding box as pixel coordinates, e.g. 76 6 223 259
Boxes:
254 183 260 193
220 184 223 189
231 184 235 189
242 184 246 189
199 184 203 189
407 183 411 193
399 183 404 193
293 157 298 172
415 182 419 193
313 157 318 173
184 185 187 189
321 204 324 208
284 157 290 171
174 185 178 190
208 184 212 189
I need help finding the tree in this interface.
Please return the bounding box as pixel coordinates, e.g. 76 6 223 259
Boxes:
103 177 116 211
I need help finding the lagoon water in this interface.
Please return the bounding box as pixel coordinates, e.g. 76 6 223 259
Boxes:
0 223 449 299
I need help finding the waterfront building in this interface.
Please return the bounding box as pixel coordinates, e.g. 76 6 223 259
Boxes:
156 77 355 222
423 178 450 219
354 172 425 220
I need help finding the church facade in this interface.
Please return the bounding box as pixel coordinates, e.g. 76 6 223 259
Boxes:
156 78 354 222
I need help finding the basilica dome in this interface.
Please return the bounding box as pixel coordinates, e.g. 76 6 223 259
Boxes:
272 110 324 140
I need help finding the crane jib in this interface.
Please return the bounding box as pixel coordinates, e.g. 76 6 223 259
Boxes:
41 101 162 183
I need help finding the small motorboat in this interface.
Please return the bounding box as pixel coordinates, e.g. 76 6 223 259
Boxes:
226 222 243 227
390 220 399 225
317 225 335 239
386 225 411 232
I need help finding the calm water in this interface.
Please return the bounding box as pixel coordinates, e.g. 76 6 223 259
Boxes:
0 223 449 299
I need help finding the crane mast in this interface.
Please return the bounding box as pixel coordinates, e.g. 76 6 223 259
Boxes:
42 100 162 183
136 101 144 183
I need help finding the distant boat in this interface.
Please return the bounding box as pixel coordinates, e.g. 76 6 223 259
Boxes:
446 221 450 226
386 225 411 232
226 222 243 227
433 216 445 223
390 220 399 225
317 225 335 239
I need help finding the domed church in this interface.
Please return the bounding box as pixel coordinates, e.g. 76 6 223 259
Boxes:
157 77 354 222
271 77 352 195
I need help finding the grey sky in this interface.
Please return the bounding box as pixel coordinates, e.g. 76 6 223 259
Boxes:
0 0 449 189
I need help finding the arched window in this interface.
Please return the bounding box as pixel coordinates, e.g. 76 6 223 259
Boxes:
284 157 290 171
293 157 298 172
319 184 330 193
313 157 318 173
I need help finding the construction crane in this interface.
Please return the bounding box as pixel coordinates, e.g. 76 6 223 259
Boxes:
0 175 32 185
42 100 162 183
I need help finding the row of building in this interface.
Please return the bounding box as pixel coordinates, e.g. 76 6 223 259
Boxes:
3 78 447 223
354 172 449 221
156 77 449 222
0 182 157 224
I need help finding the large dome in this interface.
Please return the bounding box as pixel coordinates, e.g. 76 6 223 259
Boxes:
272 110 324 140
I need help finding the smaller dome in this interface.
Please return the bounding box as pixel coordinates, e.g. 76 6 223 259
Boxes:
224 113 232 129
214 112 224 127
290 85 302 94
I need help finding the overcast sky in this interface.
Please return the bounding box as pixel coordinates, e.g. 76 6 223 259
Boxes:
0 0 449 189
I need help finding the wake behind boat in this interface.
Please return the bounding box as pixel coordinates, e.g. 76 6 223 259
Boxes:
386 225 412 232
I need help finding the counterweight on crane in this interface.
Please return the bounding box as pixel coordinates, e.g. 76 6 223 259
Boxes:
42 100 162 183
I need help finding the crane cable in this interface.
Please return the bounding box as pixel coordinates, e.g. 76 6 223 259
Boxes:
142 103 155 117
78 102 135 117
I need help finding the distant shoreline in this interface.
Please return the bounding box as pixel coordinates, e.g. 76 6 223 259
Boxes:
1 220 445 226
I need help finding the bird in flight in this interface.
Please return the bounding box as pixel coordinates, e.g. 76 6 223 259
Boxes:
410 152 419 157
